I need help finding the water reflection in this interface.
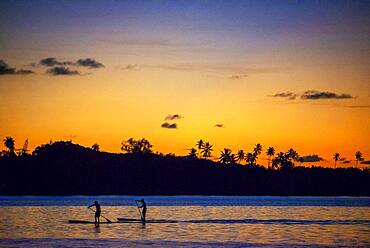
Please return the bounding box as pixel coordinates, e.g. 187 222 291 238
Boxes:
0 206 369 246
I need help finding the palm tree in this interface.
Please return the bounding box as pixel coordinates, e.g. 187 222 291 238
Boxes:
196 139 204 157
272 152 285 170
91 143 100 152
253 144 262 156
245 152 256 165
333 153 340 168
188 148 197 158
201 142 213 159
196 139 204 150
3 136 15 155
219 148 232 165
355 151 363 168
252 143 263 164
236 149 245 164
266 147 275 167
287 148 299 161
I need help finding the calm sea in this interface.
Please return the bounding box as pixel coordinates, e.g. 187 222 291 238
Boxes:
0 196 369 247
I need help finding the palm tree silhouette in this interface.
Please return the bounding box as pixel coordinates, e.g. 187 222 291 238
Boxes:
3 136 15 156
355 151 363 168
91 143 100 152
201 142 213 159
266 147 275 167
236 150 245 164
253 144 262 155
287 148 299 162
188 148 197 158
252 144 263 164
219 148 233 165
333 153 340 168
245 152 256 165
272 152 285 170
196 139 204 157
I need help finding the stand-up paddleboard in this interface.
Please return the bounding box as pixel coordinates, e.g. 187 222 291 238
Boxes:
68 218 179 224
117 218 178 223
68 220 117 224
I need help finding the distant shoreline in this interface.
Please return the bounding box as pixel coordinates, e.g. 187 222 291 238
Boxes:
1 141 369 196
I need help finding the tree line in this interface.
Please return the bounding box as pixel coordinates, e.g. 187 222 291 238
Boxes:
0 137 369 195
1 136 367 170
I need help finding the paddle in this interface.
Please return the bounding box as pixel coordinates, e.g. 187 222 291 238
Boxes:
135 200 144 224
88 207 112 223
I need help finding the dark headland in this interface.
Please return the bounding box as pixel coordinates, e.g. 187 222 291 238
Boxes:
1 141 369 196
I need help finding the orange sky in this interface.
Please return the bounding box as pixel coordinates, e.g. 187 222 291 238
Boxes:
0 1 369 167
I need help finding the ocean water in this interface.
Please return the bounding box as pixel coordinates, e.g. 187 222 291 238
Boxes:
0 196 369 247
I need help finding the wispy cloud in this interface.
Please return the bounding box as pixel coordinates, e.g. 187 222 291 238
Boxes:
270 90 354 101
230 74 248 79
301 154 324 163
76 58 104 68
37 57 104 69
120 64 138 70
270 91 297 100
165 114 182 121
161 122 177 129
0 60 34 75
39 57 73 67
47 66 79 76
301 90 353 100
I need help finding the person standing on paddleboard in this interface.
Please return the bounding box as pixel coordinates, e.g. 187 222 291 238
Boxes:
88 201 101 227
135 199 147 223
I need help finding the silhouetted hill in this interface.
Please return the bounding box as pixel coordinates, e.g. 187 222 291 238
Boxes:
1 141 369 196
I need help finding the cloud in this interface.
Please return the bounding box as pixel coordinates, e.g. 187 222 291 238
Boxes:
165 114 182 121
121 64 138 70
47 66 79 76
271 90 354 101
214 124 224 128
39 57 73 67
361 160 370 164
270 91 297 100
161 122 177 129
301 90 353 100
339 157 351 164
76 58 104 68
230 74 248 79
301 154 323 163
0 60 34 75
39 57 104 69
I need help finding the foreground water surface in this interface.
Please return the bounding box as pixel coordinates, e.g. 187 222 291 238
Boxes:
0 196 369 247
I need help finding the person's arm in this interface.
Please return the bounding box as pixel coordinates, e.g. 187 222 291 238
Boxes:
135 200 143 207
88 203 94 208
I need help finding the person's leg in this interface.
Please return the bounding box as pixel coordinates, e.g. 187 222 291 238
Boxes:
142 209 146 222
95 214 99 227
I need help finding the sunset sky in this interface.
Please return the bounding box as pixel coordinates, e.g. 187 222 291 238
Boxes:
1 0 369 167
